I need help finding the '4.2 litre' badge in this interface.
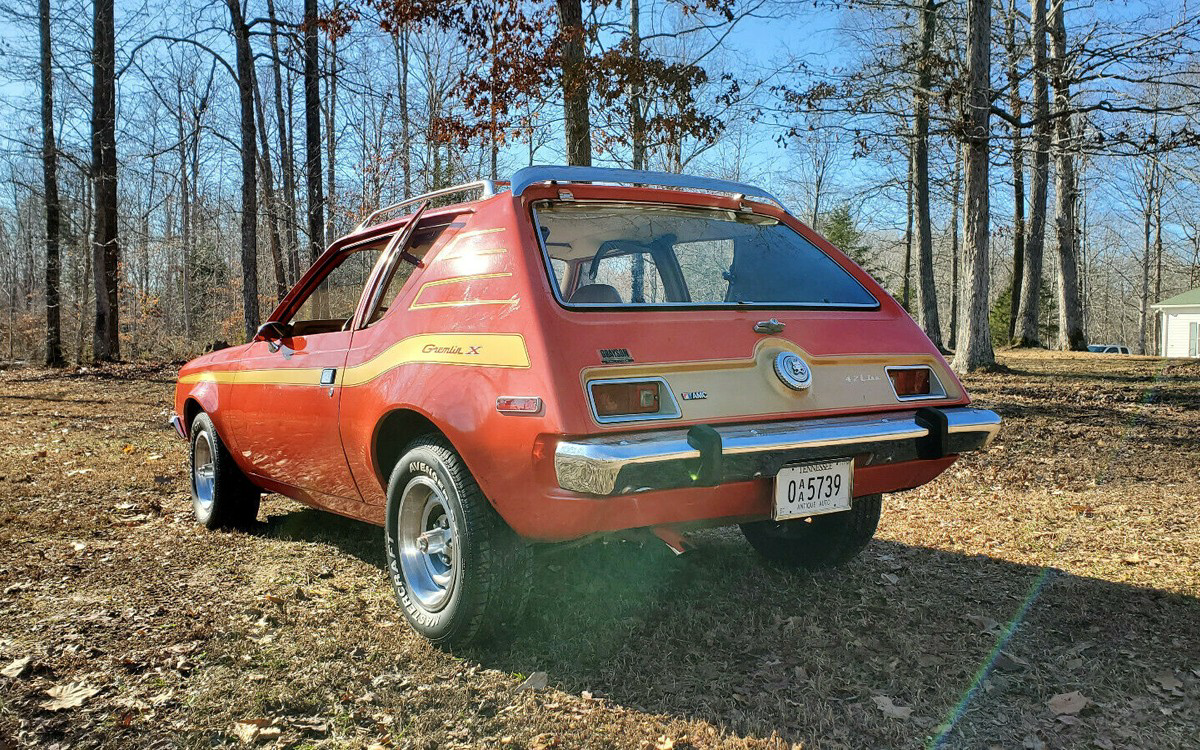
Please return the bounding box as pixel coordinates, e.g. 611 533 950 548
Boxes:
773 352 812 391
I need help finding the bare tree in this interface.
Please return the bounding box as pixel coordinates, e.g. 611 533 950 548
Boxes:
948 142 961 351
92 0 120 362
629 0 646 171
226 0 259 342
1004 0 1025 341
304 0 326 262
391 28 412 197
912 0 942 347
1013 0 1050 348
1049 0 1085 351
266 0 301 283
952 0 995 372
557 0 592 166
253 67 288 303
40 0 63 366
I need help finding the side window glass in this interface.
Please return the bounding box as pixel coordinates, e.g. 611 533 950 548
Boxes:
290 239 389 335
549 258 571 296
364 217 459 327
591 252 667 303
675 239 734 302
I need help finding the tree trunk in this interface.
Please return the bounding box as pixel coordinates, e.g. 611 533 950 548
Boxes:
228 0 260 343
1049 0 1085 351
556 0 592 166
393 29 411 197
1005 0 1025 341
902 131 913 311
630 0 646 171
40 0 63 367
913 0 942 347
1153 167 1164 355
91 0 120 362
76 174 92 363
951 0 995 373
1139 162 1153 355
949 144 962 351
177 82 192 341
266 0 300 285
325 10 339 241
1013 0 1050 347
304 0 326 264
253 65 288 303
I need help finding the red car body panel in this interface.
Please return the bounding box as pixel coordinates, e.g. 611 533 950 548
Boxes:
175 178 989 542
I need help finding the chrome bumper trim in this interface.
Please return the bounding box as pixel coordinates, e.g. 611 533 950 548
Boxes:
554 407 1001 496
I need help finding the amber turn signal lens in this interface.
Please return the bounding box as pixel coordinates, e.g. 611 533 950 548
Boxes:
592 381 660 417
888 367 932 397
496 396 542 414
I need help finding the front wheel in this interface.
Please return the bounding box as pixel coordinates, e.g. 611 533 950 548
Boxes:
189 412 260 530
384 435 531 646
740 493 882 570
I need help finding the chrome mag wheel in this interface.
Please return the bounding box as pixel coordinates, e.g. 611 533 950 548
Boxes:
192 430 216 514
396 476 460 612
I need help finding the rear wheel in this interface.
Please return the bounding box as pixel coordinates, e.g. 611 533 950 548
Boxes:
384 435 531 646
740 493 882 570
189 412 260 530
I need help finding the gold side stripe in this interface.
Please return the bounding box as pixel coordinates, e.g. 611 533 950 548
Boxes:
437 227 506 256
437 246 509 261
409 297 519 311
409 272 513 310
417 271 512 289
343 333 529 385
177 333 530 388
179 371 237 385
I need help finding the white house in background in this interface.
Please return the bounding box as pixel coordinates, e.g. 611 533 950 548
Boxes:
1153 288 1200 358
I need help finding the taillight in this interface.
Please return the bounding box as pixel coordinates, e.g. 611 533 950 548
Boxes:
886 366 945 400
592 381 659 416
587 378 681 423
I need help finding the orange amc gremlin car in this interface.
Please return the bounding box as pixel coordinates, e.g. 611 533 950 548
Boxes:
172 165 1000 645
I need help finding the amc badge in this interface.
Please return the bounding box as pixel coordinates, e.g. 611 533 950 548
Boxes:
773 351 812 391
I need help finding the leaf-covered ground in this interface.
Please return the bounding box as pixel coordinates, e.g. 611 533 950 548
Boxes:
0 350 1197 749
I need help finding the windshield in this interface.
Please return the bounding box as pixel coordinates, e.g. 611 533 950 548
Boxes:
534 202 878 309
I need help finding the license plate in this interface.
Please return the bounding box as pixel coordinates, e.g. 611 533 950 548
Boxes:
773 459 854 520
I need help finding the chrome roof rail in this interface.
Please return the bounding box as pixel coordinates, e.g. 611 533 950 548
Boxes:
357 179 504 231
509 165 788 210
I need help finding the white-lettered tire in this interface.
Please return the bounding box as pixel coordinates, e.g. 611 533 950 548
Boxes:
189 412 261 530
384 434 532 646
740 493 882 570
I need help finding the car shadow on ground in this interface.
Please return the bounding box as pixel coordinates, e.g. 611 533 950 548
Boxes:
260 507 1200 749
261 506 385 568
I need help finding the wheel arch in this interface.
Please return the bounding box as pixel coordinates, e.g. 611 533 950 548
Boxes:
183 397 205 433
372 406 447 491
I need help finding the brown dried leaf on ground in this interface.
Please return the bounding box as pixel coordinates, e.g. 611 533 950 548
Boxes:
0 656 30 678
871 695 914 719
1153 671 1183 692
517 671 549 692
1047 691 1089 715
231 718 274 743
42 683 100 711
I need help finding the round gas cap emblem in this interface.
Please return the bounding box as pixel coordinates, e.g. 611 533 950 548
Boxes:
773 352 812 391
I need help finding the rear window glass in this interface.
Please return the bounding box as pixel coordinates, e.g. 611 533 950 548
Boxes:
534 202 877 308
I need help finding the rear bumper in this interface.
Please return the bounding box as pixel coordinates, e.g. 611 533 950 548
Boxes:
554 406 1000 496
